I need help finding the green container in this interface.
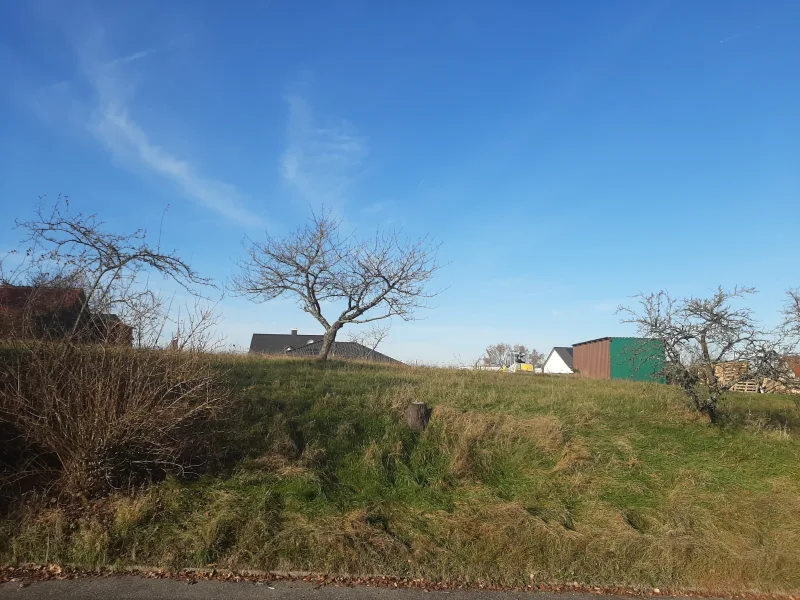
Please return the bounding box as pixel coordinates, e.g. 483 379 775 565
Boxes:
610 337 666 383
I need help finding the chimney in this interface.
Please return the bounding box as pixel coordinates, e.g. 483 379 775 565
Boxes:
291 328 298 336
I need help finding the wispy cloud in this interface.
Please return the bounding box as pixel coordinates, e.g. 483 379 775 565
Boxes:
78 45 265 226
92 103 261 226
280 94 367 207
719 31 750 44
18 9 263 227
108 48 155 66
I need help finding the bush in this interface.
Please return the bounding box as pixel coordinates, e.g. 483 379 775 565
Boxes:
0 342 230 498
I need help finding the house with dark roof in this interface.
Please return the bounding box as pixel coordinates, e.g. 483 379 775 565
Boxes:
288 340 402 364
0 284 132 345
248 329 402 364
249 329 325 354
542 347 574 374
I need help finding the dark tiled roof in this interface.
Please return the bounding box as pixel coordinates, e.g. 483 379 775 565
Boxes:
288 340 402 364
249 332 325 354
553 346 574 369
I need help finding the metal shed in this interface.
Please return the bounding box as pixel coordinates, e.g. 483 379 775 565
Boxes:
572 337 665 383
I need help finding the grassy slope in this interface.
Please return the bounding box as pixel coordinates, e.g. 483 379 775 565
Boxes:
3 357 800 592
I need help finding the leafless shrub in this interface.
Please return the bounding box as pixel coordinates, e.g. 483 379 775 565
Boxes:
0 196 228 500
0 341 230 498
166 297 227 353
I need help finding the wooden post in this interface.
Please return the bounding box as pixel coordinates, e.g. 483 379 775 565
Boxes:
404 401 432 431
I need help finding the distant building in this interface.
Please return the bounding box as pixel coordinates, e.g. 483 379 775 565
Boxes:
92 313 134 346
249 329 401 364
542 347 574 374
288 340 402 364
0 284 132 345
249 329 325 354
0 284 84 337
784 356 800 378
572 337 665 382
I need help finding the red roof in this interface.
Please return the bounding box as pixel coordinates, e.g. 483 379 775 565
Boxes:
784 356 800 378
0 284 86 314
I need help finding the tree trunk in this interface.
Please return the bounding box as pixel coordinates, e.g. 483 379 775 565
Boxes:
317 323 343 361
404 402 432 431
700 397 718 424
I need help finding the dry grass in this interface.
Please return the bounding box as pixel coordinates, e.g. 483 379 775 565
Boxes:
2 357 800 593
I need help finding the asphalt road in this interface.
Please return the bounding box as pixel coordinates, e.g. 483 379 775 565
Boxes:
0 577 720 600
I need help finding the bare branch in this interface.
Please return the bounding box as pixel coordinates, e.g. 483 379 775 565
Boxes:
168 296 227 353
233 209 440 360
346 323 390 353
619 287 783 422
7 195 211 346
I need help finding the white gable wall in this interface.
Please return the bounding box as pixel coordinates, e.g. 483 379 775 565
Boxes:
543 350 573 374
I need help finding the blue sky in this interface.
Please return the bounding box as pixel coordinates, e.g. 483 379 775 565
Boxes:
1 0 799 364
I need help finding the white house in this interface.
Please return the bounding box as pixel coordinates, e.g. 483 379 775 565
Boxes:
542 347 574 374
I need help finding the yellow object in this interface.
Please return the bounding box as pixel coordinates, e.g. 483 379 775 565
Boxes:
520 363 533 372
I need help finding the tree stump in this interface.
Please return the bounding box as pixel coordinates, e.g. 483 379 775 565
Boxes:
404 401 432 431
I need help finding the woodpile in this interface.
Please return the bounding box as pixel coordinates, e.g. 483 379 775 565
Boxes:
713 361 749 384
730 380 759 393
713 361 760 394
713 361 800 395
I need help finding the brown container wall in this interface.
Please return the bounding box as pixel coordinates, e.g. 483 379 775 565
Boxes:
573 338 611 379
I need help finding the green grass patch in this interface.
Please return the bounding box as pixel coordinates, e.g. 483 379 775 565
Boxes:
3 355 800 593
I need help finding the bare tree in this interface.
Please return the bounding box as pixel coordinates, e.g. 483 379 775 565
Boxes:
529 348 546 368
347 323 390 353
482 343 511 367
619 287 780 422
512 344 530 363
11 195 210 345
768 289 800 394
782 289 800 341
233 210 439 361
482 343 531 368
